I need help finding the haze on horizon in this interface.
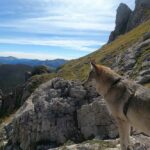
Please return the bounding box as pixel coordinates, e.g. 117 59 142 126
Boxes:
0 0 135 60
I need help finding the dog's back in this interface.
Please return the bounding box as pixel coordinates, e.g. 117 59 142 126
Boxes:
126 82 150 135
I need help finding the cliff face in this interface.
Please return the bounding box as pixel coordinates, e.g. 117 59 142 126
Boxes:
108 3 132 43
127 0 150 31
108 0 150 43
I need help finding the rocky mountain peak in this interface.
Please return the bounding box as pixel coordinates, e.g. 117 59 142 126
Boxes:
108 0 150 43
116 3 132 25
108 3 132 43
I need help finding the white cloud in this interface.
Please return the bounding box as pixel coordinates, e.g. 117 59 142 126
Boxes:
0 0 117 34
0 51 70 60
0 38 105 52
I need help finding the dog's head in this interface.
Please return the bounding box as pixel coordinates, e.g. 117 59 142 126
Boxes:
83 60 101 86
83 60 122 96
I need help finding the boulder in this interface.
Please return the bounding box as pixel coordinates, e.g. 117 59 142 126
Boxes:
5 78 119 150
5 78 88 150
77 100 118 139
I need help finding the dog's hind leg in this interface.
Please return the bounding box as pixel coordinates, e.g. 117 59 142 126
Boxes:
116 118 132 150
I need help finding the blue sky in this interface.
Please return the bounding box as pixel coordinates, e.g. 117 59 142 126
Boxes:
0 0 135 60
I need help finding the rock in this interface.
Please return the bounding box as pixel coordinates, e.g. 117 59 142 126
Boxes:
143 32 150 41
5 78 120 150
5 78 89 150
108 3 132 43
127 0 150 31
139 69 150 76
142 61 150 69
136 75 150 84
111 34 150 80
77 100 118 139
108 0 150 43
49 134 150 150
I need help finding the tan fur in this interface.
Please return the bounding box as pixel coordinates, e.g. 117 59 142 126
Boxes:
84 62 150 150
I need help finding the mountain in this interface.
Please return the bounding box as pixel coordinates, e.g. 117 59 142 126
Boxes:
0 56 67 69
108 0 150 43
0 57 67 93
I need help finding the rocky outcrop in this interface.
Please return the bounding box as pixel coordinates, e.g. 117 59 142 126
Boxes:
111 32 150 84
108 0 150 43
51 135 150 150
77 100 118 139
127 0 150 31
5 78 118 150
108 3 132 43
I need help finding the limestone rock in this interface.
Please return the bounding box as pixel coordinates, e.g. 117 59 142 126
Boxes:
5 78 88 150
77 100 118 139
127 0 150 31
50 135 150 150
108 3 132 43
108 0 150 43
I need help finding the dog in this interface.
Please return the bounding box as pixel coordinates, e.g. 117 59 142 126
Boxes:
83 61 150 150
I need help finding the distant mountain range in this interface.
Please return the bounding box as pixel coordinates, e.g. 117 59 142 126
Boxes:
0 56 67 69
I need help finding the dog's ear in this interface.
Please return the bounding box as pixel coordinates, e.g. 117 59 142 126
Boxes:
90 59 97 71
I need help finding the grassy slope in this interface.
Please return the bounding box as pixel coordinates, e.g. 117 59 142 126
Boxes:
29 20 150 92
57 20 150 81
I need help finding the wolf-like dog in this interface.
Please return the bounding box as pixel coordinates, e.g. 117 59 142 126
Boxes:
83 61 150 150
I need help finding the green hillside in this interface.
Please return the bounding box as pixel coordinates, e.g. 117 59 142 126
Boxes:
56 20 150 79
28 20 150 92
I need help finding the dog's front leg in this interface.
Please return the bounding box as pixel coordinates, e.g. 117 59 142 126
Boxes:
116 118 131 150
